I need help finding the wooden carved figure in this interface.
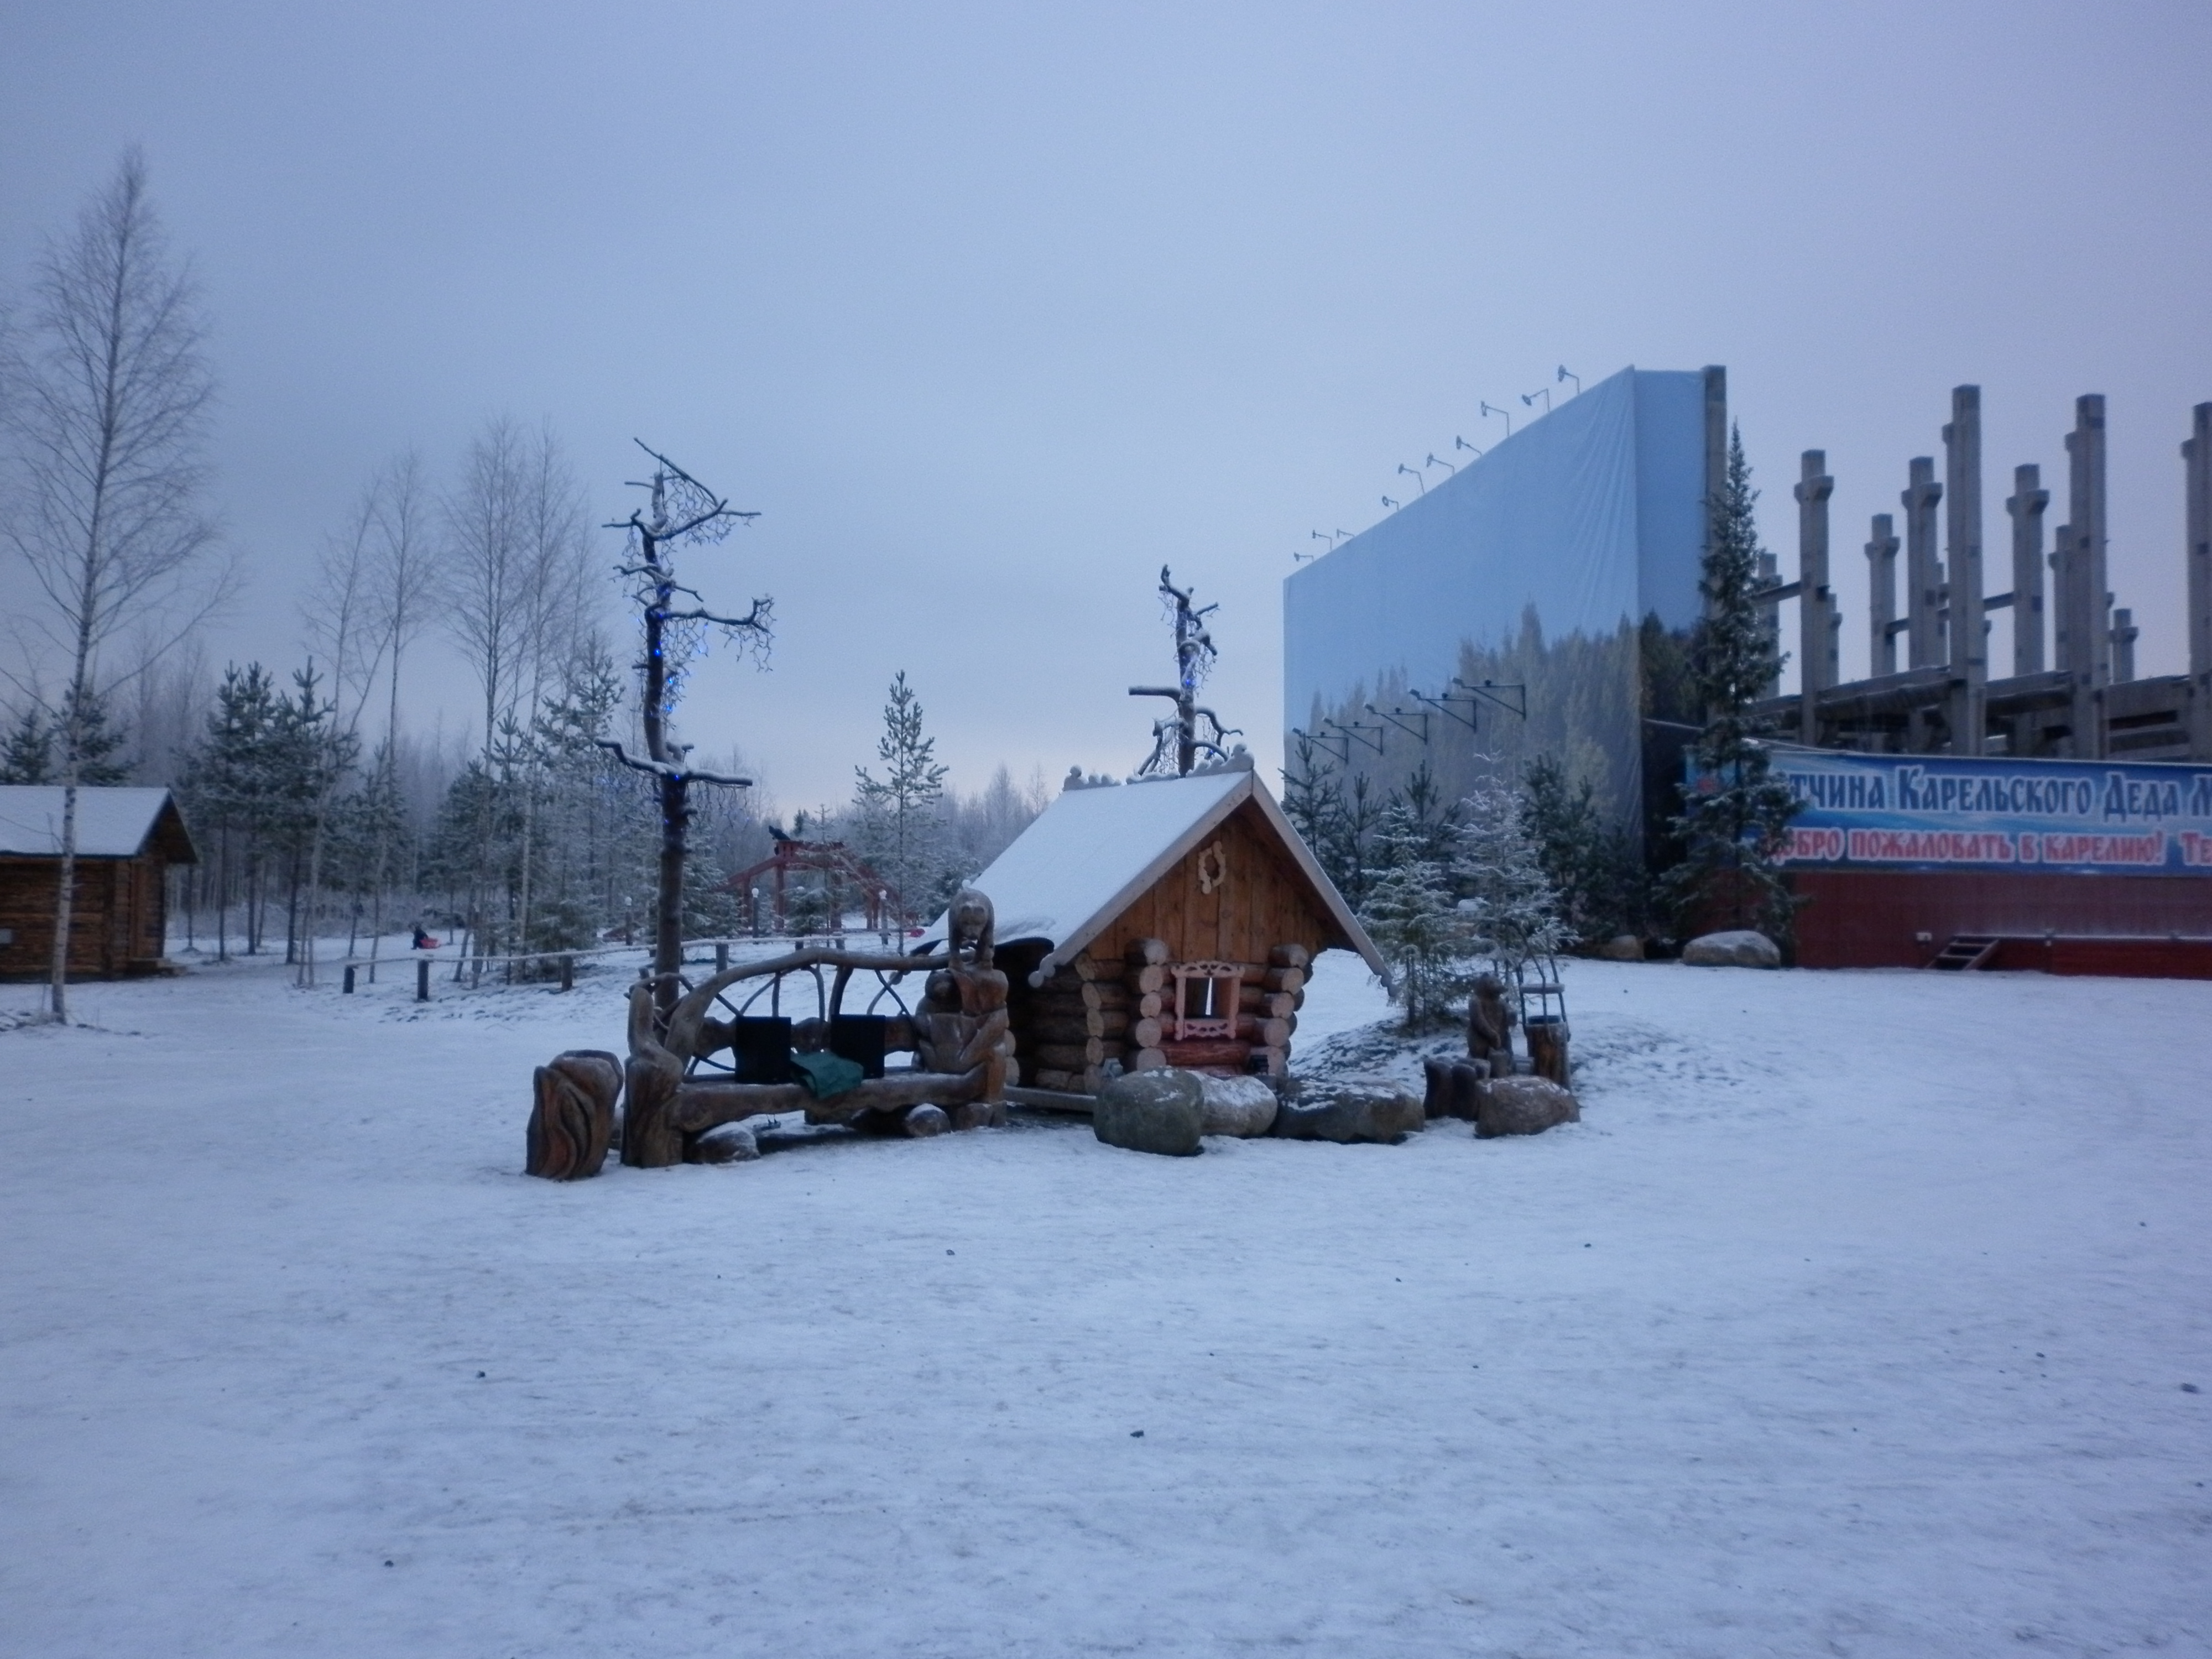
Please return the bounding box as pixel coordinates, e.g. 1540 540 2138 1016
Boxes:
915 887 1013 1124
525 1048 624 1180
1468 973 1516 1075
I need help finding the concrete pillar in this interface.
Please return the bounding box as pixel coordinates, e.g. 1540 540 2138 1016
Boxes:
1794 451 1835 743
2062 395 2111 757
2186 403 2211 760
1942 387 1987 753
1902 457 1945 670
2110 608 2138 682
2005 464 2049 676
1756 549 1783 697
1866 514 1901 676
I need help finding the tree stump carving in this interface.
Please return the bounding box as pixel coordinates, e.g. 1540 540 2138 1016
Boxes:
525 1049 623 1180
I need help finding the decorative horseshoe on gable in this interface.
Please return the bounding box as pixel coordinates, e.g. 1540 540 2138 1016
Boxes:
1196 841 1227 895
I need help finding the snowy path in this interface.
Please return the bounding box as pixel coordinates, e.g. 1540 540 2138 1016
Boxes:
2 952 2208 1656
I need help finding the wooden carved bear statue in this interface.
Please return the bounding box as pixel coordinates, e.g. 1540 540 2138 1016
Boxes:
1468 973 1516 1079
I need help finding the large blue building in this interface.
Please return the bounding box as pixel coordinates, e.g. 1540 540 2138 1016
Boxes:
1282 365 1723 848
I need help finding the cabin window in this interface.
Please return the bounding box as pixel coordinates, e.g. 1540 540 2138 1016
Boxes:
1169 960 1242 1041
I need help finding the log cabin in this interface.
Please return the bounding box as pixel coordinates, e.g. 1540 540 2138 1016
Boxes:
921 755 1383 1093
0 786 199 980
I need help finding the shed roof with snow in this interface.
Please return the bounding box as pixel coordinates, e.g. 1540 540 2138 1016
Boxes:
925 758 1381 983
0 786 198 862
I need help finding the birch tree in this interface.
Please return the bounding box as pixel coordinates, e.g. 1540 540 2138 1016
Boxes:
362 450 434 977
439 419 592 968
295 482 396 983
0 150 223 1021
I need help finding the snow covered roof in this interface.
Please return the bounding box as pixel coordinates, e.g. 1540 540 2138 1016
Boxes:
923 759 1382 979
0 786 198 862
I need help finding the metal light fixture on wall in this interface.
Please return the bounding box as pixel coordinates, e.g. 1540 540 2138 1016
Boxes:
1397 463 1425 494
1557 365 1580 395
1479 400 1511 439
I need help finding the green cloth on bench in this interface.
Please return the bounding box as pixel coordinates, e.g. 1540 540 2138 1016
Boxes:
789 1050 865 1102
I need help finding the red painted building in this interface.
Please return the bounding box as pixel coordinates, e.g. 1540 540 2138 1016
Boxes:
1775 752 2212 977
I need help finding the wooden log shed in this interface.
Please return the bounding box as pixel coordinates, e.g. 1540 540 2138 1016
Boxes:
0 786 198 980
920 756 1384 1093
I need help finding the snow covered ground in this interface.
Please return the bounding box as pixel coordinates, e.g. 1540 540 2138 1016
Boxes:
2 945 2208 1657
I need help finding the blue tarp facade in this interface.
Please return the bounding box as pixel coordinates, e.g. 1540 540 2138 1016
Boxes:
1281 366 1709 838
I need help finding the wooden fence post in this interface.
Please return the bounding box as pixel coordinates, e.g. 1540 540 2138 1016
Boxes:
416 957 430 1002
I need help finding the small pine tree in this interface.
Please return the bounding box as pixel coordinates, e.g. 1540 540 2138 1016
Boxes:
1661 426 1803 943
0 705 53 783
62 685 132 785
1521 754 1645 943
1283 731 1347 875
852 671 950 928
1359 797 1470 1031
1457 774 1569 990
2 691 132 785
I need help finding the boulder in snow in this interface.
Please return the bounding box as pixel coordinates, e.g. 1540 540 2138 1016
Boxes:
688 1123 761 1163
1198 1074 1278 1138
1094 1069 1206 1157
1681 929 1781 968
1474 1074 1580 1138
1593 933 1645 962
1272 1077 1425 1144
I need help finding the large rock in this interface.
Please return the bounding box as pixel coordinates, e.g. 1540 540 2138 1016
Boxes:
1198 1074 1279 1138
1093 1069 1206 1157
1681 929 1781 968
1474 1074 1580 1138
1272 1077 1425 1144
1592 933 1645 962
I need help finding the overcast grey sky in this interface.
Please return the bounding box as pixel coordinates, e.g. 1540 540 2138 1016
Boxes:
5 2 2208 807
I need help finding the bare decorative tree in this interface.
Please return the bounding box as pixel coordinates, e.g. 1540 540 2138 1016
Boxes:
1130 566 1240 776
599 442 770 1025
0 150 225 1020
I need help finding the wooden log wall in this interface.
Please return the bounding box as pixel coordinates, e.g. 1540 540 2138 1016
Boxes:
1087 800 1333 971
0 854 168 980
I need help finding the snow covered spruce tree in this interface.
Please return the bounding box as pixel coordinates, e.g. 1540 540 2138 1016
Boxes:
1357 765 1470 1030
852 671 952 930
1 150 226 1019
1360 817 1465 1031
598 444 768 1027
1457 773 1569 992
1661 426 1802 944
